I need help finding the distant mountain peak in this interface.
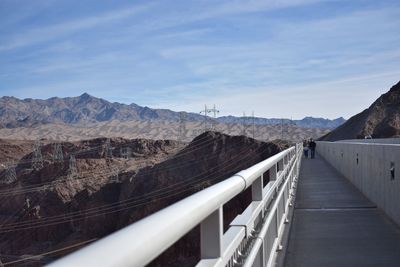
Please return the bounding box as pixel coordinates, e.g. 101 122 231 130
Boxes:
80 92 91 98
78 92 96 101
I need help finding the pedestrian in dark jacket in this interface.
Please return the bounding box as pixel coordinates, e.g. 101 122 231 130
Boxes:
303 140 309 158
309 138 316 159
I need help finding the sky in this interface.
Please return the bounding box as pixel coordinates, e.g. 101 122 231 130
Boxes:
0 0 399 119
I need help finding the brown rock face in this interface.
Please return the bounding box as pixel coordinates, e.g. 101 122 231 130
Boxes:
0 137 183 265
320 81 400 141
0 132 289 266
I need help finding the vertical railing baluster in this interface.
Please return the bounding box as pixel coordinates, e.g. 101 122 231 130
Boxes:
252 175 263 201
200 206 223 259
270 164 277 181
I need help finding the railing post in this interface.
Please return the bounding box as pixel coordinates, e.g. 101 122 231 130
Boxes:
270 164 277 181
252 175 263 201
200 206 223 259
278 158 284 175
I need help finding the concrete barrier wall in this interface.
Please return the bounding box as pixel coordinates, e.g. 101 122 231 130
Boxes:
317 141 400 226
339 138 400 144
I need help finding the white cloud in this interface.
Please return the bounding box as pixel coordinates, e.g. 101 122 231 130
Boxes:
0 3 152 51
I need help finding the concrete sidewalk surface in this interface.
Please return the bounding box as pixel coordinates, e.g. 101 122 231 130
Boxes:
284 155 400 267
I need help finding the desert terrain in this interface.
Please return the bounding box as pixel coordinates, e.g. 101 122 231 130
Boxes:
0 120 330 143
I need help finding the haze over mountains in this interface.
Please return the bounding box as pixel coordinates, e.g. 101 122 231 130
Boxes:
0 94 344 129
217 116 345 129
320 81 400 141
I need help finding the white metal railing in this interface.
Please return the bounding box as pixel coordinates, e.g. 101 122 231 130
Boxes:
48 143 303 267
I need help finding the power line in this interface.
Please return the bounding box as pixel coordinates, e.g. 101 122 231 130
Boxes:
0 133 187 168
0 142 266 232
2 238 97 266
0 132 276 245
0 134 217 196
0 140 265 232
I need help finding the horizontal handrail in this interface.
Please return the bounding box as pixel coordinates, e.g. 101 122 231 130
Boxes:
48 145 299 267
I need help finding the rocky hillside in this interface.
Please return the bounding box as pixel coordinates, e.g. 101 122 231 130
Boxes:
0 93 343 129
0 132 289 266
0 137 183 265
320 81 400 141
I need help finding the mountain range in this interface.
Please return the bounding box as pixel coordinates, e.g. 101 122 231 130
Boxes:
320 81 400 141
0 93 344 129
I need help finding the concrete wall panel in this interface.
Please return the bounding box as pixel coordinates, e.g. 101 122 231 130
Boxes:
317 141 400 226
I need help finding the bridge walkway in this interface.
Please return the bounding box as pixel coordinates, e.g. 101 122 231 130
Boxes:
283 154 400 267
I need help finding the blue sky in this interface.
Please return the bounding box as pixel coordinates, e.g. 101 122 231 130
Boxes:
0 0 399 119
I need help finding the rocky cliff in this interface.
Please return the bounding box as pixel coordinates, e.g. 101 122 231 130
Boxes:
320 81 400 141
0 132 289 266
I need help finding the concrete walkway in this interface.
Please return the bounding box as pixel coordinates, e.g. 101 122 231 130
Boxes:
284 155 400 267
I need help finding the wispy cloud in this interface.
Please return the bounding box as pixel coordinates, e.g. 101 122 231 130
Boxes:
0 3 152 51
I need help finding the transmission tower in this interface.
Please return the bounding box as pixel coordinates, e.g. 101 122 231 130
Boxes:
24 197 31 210
285 117 295 141
200 104 220 132
4 160 17 184
241 112 248 136
52 143 64 163
262 125 268 141
104 138 113 158
208 104 219 131
110 166 119 183
251 111 256 139
68 155 78 179
280 119 291 140
120 147 132 160
200 105 208 133
226 123 234 136
32 140 44 171
192 128 203 139
178 112 186 142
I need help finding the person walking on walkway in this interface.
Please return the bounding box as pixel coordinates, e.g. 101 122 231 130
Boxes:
309 138 316 159
303 140 309 158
